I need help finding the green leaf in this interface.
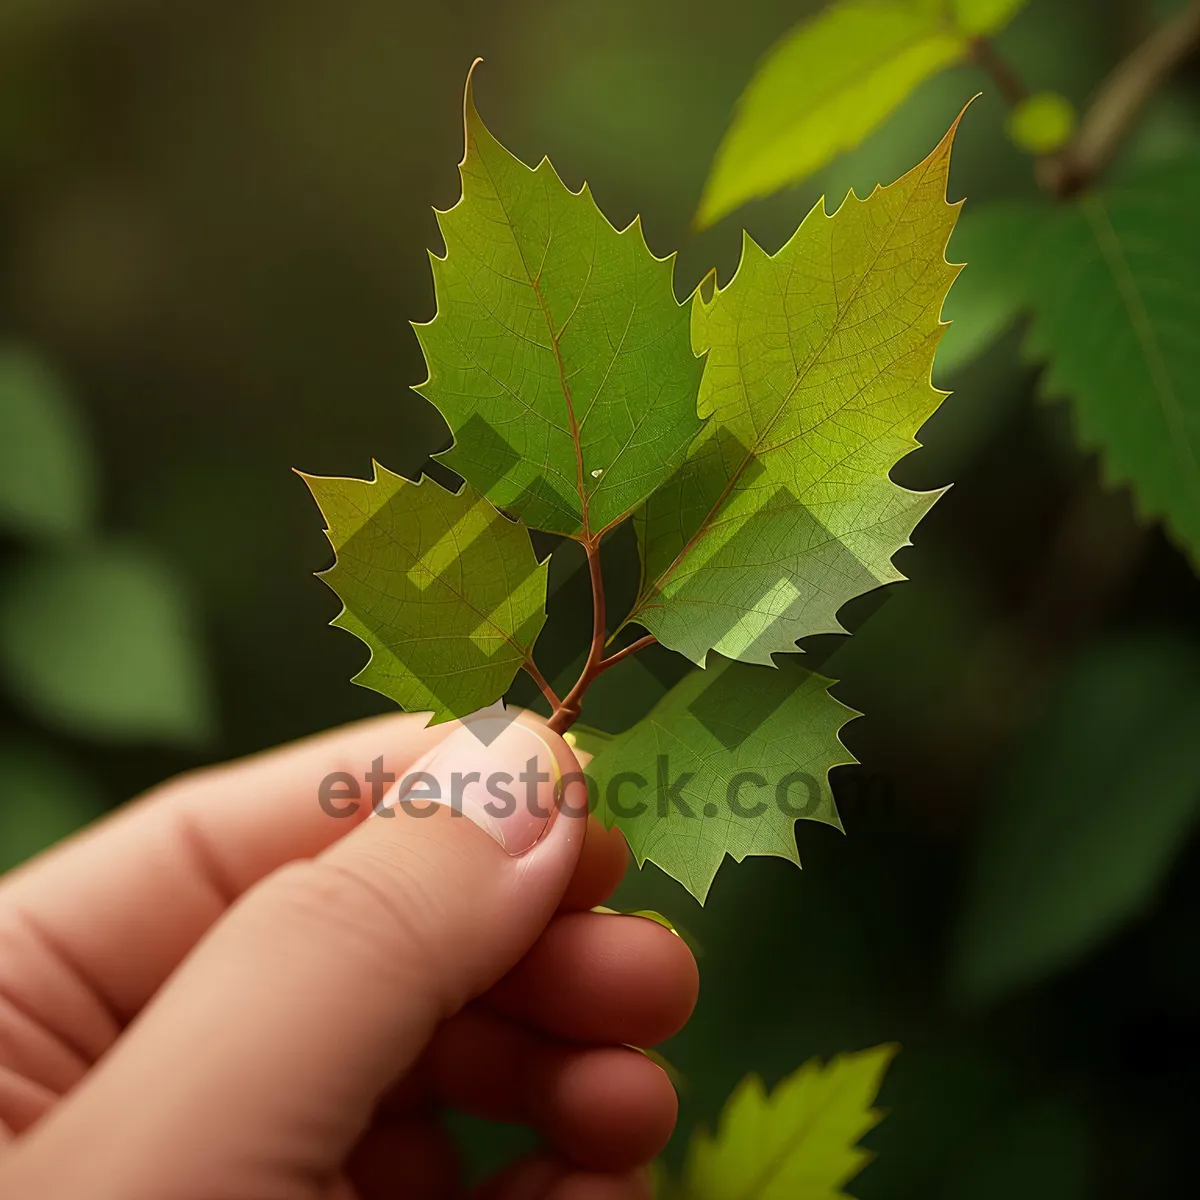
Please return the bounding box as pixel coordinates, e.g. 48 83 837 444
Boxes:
0 545 212 743
1024 150 1200 564
0 740 107 875
695 0 1024 228
303 464 548 724
937 200 1050 377
1006 91 1076 155
0 347 96 540
629 117 963 668
415 63 704 539
681 1044 897 1199
951 634 1200 1005
589 655 855 902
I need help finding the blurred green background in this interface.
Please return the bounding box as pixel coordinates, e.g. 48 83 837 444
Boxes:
2 0 1199 1194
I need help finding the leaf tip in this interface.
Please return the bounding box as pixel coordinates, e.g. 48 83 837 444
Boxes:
930 91 980 174
461 55 485 155
294 467 328 506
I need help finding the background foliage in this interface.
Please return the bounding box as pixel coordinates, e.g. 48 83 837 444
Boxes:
2 0 1199 1195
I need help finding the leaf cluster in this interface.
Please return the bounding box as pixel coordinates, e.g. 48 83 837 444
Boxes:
306 64 966 902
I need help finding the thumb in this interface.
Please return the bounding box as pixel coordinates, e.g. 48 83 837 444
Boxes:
6 712 588 1198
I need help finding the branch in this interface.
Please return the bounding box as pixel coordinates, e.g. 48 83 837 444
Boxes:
971 5 1200 196
1045 0 1200 196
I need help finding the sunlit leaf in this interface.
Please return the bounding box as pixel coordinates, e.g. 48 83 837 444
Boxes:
303 465 548 724
1024 149 1200 565
0 348 95 540
589 655 854 902
680 1044 897 1198
0 545 212 743
951 634 1200 1004
695 0 1024 227
415 62 704 539
628 115 963 667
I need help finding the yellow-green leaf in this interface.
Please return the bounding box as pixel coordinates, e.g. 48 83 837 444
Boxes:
696 0 1025 227
416 63 704 538
303 465 548 724
631 114 964 668
682 1044 898 1199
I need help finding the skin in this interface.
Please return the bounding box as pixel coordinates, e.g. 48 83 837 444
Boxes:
0 710 699 1199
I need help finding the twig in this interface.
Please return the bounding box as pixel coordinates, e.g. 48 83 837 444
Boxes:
970 4 1200 196
522 657 562 711
969 37 1028 108
547 537 607 733
598 634 658 671
544 540 658 734
1045 0 1200 196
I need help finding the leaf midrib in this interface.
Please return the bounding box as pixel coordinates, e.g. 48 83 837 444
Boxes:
727 1068 874 1200
472 150 594 537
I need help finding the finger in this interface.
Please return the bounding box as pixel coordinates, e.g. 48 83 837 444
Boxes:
474 1155 653 1200
558 819 628 911
0 1068 53 1136
414 1008 676 1171
347 1118 459 1200
0 711 451 1028
0 713 618 1090
486 912 699 1048
1 713 590 1199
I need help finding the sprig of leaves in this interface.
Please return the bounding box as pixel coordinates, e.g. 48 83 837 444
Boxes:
305 63 965 901
695 0 1200 570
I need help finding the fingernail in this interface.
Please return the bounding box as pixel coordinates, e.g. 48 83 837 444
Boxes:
377 716 563 855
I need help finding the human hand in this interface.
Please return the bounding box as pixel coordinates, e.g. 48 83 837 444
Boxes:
0 710 698 1199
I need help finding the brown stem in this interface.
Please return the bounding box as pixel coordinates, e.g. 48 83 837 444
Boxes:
598 634 657 671
971 5 1200 197
969 37 1028 108
547 537 606 734
544 541 660 734
1044 0 1200 197
522 657 562 711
